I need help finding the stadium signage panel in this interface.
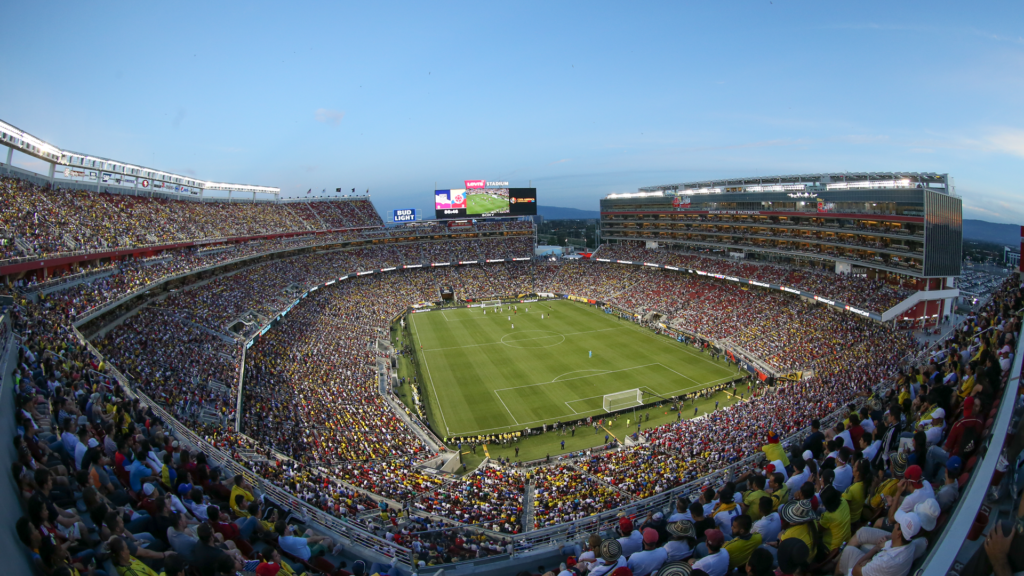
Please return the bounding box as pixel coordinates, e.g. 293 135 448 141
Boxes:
617 260 633 264
596 258 610 262
749 280 770 288
664 266 678 270
357 270 373 275
392 209 418 222
845 305 870 317
325 280 336 286
644 262 658 267
464 180 486 189
814 295 836 305
460 260 478 264
432 262 450 266
381 267 396 272
513 257 530 261
708 210 761 215
725 276 740 282
404 264 422 269
339 275 349 280
780 286 801 294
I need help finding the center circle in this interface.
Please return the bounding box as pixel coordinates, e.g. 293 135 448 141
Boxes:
500 330 566 348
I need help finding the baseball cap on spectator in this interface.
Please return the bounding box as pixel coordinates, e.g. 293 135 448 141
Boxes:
653 562 692 576
777 538 810 574
914 498 940 532
704 529 725 547
642 528 658 545
610 568 633 576
897 511 922 540
652 512 664 522
931 408 945 420
178 483 194 496
802 450 813 461
946 456 963 475
600 539 623 562
904 465 924 488
143 483 156 496
255 563 281 576
87 438 100 448
764 463 776 475
566 558 577 569
619 517 633 535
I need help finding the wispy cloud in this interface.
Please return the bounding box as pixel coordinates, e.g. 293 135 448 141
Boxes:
314 108 345 126
986 128 1024 159
547 158 571 166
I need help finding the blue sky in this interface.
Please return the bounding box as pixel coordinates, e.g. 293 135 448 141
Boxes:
2 2 1022 223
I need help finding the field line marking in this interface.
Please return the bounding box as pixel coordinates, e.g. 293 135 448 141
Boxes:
618 320 734 372
494 363 659 392
411 314 450 436
564 401 579 414
441 310 450 322
422 326 628 352
553 369 609 382
656 362 701 385
493 389 521 425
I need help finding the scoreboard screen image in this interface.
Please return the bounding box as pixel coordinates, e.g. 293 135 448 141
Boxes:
434 188 536 219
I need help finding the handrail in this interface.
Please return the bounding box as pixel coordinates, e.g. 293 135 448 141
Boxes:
917 321 1022 574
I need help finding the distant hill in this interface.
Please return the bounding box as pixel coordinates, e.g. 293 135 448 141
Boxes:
964 219 1021 246
538 205 601 220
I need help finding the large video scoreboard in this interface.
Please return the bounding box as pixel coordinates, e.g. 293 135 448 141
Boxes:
434 180 536 219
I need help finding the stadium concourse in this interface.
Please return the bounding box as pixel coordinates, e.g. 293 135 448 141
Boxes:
0 175 1020 576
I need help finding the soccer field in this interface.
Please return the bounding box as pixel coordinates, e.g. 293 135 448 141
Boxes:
406 300 740 438
466 193 509 215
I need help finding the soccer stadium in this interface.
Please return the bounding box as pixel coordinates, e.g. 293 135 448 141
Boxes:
0 114 1019 576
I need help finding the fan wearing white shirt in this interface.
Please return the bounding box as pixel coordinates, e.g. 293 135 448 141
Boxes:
751 496 782 545
860 432 881 463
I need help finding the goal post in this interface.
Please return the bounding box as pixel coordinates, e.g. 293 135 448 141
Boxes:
482 300 502 308
603 389 644 413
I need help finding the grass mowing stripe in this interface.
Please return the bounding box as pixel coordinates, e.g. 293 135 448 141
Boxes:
405 300 740 439
410 312 450 436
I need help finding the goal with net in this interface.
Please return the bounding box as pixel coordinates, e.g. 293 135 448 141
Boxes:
482 300 502 308
603 389 644 412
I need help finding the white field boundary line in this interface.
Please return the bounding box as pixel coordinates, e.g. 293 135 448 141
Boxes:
453 369 742 436
493 389 521 425
411 314 451 436
493 364 659 392
563 401 579 414
616 317 736 373
421 326 628 352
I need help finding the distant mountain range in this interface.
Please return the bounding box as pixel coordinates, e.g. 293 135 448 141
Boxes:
538 205 601 220
964 219 1021 246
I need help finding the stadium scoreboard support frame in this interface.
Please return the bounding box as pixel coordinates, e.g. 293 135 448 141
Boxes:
603 389 644 412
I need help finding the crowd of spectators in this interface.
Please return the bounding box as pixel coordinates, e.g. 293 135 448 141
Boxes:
600 242 915 312
0 175 383 261
4 207 1020 575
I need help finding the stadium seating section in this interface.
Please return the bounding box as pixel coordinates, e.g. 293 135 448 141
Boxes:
2 176 1019 576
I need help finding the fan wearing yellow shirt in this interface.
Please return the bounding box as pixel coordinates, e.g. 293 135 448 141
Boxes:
722 514 763 569
769 499 818 565
230 474 255 516
769 473 790 512
819 485 851 553
742 476 769 521
843 460 870 522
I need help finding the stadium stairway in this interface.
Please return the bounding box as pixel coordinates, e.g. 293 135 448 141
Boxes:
521 477 537 531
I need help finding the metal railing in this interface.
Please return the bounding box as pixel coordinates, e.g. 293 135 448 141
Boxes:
918 320 1023 575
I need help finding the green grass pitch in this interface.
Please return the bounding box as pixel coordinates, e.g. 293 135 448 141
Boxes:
405 300 741 438
466 193 509 215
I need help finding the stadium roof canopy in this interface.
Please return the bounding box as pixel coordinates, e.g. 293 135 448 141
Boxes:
632 172 949 195
0 118 279 196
